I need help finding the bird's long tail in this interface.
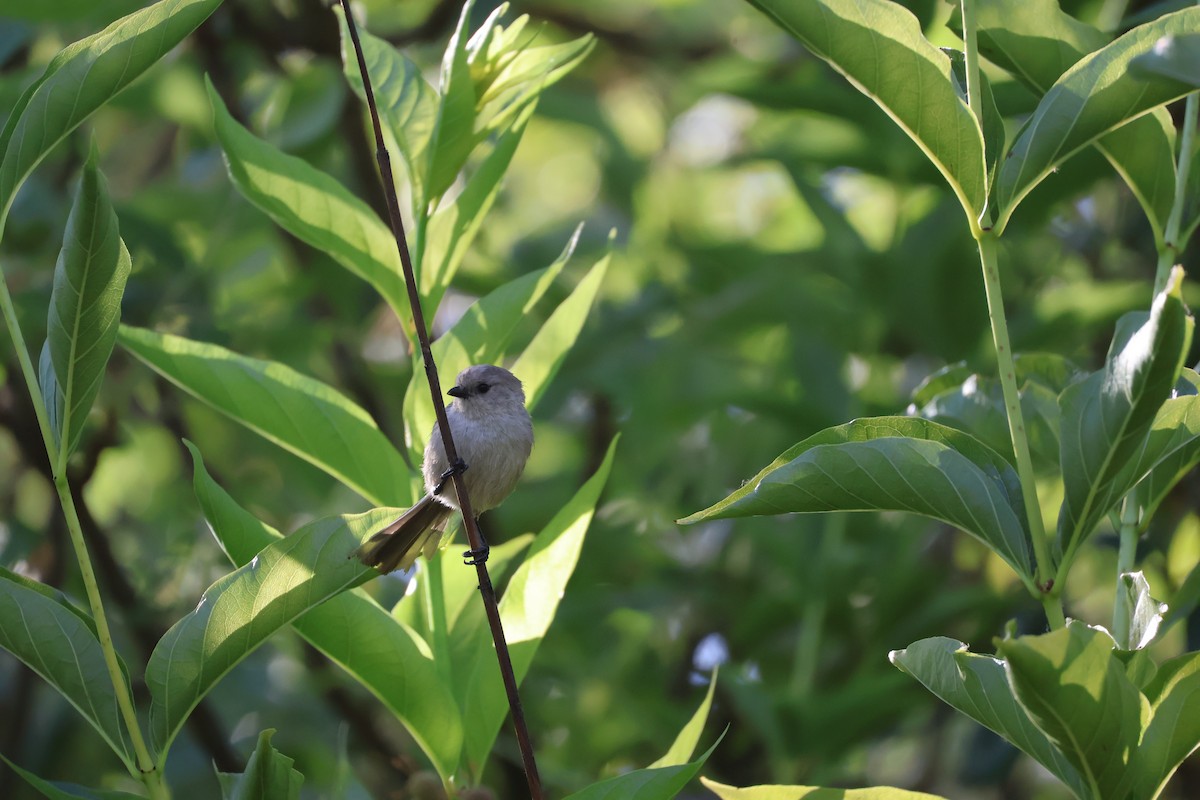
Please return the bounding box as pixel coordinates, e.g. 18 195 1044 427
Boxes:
353 494 452 573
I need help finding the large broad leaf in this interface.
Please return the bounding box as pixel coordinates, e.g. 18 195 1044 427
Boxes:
453 438 617 774
993 7 1200 230
145 507 395 759
562 736 723 800
186 442 462 780
701 778 950 800
649 671 717 768
215 729 303 800
748 0 986 222
1134 652 1200 798
1130 372 1200 526
44 146 130 462
0 569 132 764
1131 33 1200 87
0 0 223 228
118 326 412 507
403 226 580 458
0 756 142 800
973 0 1177 240
890 637 1087 798
424 0 482 202
207 81 409 327
680 417 1033 581
998 622 1148 799
1057 268 1193 570
338 11 438 212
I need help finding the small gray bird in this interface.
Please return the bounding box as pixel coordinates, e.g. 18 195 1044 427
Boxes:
355 364 534 573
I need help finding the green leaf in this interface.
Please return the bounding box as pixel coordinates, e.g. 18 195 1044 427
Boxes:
118 326 412 507
1118 571 1166 651
1131 33 1200 86
944 48 1005 188
1057 268 1193 569
998 621 1147 799
403 225 580 458
454 437 617 773
215 729 303 800
974 0 1179 241
0 570 132 764
993 6 1200 230
338 11 438 211
1134 652 1200 798
1130 380 1200 527
748 0 986 222
207 80 409 327
890 637 1087 799
44 146 130 461
0 0 223 228
421 104 536 306
0 756 142 800
701 777 951 799
512 243 611 412
649 670 718 768
680 417 1033 581
185 442 462 780
425 0 483 202
145 507 394 759
562 734 723 800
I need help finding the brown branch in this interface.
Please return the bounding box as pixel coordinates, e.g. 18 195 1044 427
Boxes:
337 4 544 796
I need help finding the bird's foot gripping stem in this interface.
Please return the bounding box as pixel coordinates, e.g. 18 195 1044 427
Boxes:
433 458 468 496
464 529 490 566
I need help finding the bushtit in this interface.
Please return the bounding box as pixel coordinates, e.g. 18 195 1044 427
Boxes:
354 364 534 573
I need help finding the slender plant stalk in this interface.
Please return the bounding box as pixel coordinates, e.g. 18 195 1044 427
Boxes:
1156 92 1198 293
0 269 166 795
337 4 545 797
962 0 1062 625
1112 497 1139 648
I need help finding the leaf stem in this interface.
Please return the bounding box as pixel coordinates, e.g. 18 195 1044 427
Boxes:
0 268 166 796
1156 91 1197 293
1112 497 1139 648
975 235 1063 627
338 4 544 796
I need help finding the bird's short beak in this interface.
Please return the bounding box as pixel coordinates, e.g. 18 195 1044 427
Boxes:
448 385 467 399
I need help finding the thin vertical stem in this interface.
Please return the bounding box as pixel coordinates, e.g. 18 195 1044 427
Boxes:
1157 91 1198 293
976 235 1063 626
337 4 544 797
0 267 166 796
1112 497 1139 648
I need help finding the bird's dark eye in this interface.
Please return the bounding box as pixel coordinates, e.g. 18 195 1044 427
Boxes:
477 383 490 394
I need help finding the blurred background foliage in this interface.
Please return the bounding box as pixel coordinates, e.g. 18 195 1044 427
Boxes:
1 0 1198 798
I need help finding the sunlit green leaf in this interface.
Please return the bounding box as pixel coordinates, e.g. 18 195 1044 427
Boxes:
650 670 717 768
681 417 1033 581
701 777 950 799
994 7 1200 230
215 729 303 800
974 0 1179 241
186 442 462 780
454 437 617 773
1131 33 1200 86
1117 571 1166 651
891 637 1087 798
563 734 723 800
1057 268 1193 569
146 507 395 759
0 0 223 228
44 146 130 460
0 570 132 764
207 80 409 327
119 326 412 507
748 0 986 222
1134 652 1200 798
998 622 1147 799
425 0 483 202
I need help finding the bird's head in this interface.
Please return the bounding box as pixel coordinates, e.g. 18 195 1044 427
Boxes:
447 364 526 414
